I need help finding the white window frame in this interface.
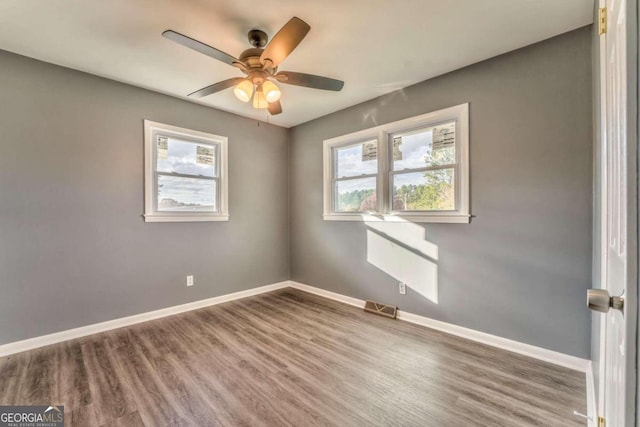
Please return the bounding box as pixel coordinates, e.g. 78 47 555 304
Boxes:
323 103 469 223
144 120 229 222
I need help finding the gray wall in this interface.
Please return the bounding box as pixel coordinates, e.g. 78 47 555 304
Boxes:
0 50 289 345
289 27 593 358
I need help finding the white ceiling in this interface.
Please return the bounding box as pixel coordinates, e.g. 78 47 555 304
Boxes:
0 0 593 127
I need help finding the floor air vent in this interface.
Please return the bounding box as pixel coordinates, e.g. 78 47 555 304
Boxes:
364 300 397 319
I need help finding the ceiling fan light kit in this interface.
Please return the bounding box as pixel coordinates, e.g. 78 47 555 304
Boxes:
233 79 254 102
162 17 344 116
261 80 281 103
252 86 269 109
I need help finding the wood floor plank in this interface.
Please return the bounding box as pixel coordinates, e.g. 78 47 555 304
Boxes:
23 348 54 404
0 288 587 426
81 337 135 424
69 402 101 427
110 410 146 427
56 340 92 411
104 330 188 426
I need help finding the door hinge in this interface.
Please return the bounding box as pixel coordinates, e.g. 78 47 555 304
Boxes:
598 416 606 427
599 7 607 35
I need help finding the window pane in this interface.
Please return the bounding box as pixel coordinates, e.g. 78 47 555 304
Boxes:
335 141 378 178
156 136 216 177
157 175 216 212
392 121 455 170
335 177 377 212
392 168 455 211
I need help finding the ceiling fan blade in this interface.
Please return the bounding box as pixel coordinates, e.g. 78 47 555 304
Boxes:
260 17 310 67
275 71 344 91
163 30 239 66
268 100 283 115
188 77 245 98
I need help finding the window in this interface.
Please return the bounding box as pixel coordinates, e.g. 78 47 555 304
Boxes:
323 103 469 223
333 140 378 212
144 120 228 222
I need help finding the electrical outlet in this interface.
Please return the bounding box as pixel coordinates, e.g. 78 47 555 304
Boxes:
186 275 194 287
399 282 407 295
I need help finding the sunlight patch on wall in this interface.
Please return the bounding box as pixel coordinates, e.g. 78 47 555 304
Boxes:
366 228 438 303
366 220 438 260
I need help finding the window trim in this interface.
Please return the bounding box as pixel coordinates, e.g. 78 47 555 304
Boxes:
322 103 470 223
143 120 229 222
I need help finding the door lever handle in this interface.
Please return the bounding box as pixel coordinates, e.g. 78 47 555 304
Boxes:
587 289 624 313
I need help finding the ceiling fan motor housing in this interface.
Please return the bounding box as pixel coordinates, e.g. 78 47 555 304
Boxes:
239 48 265 64
238 47 277 85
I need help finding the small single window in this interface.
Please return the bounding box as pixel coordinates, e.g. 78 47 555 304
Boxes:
323 103 469 223
144 120 228 222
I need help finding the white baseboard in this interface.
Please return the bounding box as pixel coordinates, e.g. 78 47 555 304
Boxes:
396 310 590 372
288 281 590 373
288 281 365 308
0 281 290 358
0 279 591 375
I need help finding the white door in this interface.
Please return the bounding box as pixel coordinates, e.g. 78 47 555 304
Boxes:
595 0 629 425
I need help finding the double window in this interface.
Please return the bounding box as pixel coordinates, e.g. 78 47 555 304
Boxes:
323 103 469 223
144 120 228 222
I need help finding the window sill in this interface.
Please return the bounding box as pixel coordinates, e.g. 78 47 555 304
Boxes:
322 213 471 224
144 214 229 223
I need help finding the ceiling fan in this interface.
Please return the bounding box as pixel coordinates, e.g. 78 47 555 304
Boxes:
162 17 344 116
